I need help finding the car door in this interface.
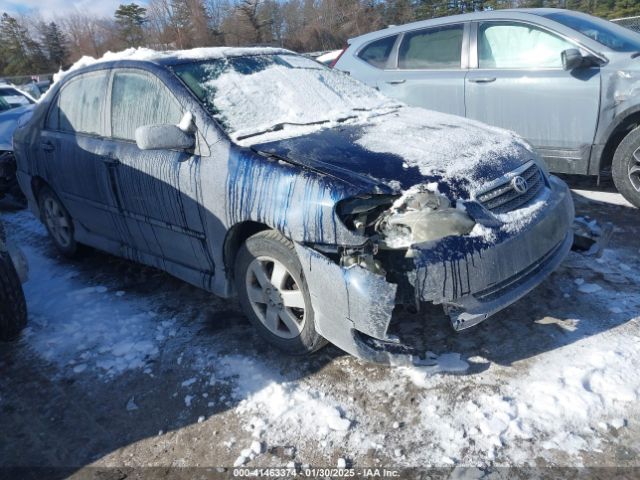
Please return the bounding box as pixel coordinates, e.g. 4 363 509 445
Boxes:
376 23 468 117
41 70 128 244
107 68 212 271
465 20 601 174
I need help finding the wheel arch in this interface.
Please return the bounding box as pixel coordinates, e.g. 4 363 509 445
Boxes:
599 109 640 172
223 221 272 285
30 176 50 217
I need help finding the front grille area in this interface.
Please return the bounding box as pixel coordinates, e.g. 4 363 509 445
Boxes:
477 162 545 214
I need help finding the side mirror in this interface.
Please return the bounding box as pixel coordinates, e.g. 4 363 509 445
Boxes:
561 48 586 71
135 124 195 151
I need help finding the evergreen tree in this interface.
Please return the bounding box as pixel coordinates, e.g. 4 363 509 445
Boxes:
42 22 68 68
114 3 148 47
0 13 39 75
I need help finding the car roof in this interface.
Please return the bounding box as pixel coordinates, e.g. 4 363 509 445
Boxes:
52 46 296 88
73 46 293 70
348 8 584 43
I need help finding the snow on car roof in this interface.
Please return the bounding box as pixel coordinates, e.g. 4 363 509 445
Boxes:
51 46 293 89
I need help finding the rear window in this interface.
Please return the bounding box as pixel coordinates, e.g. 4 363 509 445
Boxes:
358 35 398 69
47 71 109 135
398 24 463 69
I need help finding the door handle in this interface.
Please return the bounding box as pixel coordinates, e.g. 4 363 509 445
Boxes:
385 79 406 85
468 77 496 83
41 140 55 152
102 154 120 165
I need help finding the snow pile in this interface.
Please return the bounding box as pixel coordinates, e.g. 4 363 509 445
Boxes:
9 211 176 378
217 355 354 441
401 352 470 387
315 50 343 64
355 107 534 195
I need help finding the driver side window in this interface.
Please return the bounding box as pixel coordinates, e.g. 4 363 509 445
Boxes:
111 70 183 141
478 22 574 69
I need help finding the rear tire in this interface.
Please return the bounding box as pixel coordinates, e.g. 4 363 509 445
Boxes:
0 251 27 341
612 126 640 208
235 230 327 355
38 186 77 256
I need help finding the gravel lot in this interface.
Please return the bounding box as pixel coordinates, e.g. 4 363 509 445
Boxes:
1 177 639 478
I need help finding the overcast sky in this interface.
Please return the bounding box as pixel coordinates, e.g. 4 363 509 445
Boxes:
0 0 148 19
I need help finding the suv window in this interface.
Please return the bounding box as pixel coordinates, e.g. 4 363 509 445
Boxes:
111 70 182 141
47 71 109 135
478 22 574 69
358 35 398 69
398 24 463 69
543 12 640 53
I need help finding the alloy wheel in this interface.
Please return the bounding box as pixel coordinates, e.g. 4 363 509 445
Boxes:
245 255 306 339
43 197 72 248
630 147 640 192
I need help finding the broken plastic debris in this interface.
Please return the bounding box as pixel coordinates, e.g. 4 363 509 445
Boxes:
572 217 613 257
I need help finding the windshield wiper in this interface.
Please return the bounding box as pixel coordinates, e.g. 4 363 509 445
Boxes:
631 51 640 59
236 115 357 141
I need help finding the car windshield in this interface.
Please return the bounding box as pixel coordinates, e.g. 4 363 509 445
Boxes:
0 97 11 112
0 87 32 108
172 54 395 142
543 12 640 52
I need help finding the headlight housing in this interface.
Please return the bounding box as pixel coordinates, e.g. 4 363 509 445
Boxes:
376 189 475 249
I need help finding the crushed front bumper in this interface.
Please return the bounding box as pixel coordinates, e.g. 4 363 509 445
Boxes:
296 176 574 365
414 176 574 331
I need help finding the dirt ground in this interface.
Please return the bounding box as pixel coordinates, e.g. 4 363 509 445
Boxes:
1 175 639 479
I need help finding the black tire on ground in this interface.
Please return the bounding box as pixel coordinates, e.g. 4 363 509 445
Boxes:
235 229 327 355
0 251 27 341
612 125 640 209
38 185 78 257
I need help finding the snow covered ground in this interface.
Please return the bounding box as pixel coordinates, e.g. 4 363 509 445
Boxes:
0 187 639 473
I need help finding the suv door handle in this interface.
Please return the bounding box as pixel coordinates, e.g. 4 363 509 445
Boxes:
41 140 55 152
468 77 496 83
102 154 120 165
385 79 406 85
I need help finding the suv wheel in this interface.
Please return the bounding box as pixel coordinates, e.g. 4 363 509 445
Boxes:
38 186 77 256
612 126 640 208
235 230 327 355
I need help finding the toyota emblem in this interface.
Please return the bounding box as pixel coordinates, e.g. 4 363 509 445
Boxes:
511 176 529 194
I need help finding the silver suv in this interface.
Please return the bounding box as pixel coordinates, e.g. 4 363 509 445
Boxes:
334 8 640 208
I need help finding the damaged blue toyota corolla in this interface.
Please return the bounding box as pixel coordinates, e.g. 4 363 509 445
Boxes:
13 47 574 364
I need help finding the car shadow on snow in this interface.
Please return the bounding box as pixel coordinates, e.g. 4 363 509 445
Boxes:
0 185 638 475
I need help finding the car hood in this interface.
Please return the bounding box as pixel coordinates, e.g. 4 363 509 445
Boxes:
250 107 535 200
0 105 34 151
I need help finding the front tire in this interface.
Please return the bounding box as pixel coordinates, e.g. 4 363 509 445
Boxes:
612 126 640 208
38 186 77 256
235 230 326 355
0 251 27 341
